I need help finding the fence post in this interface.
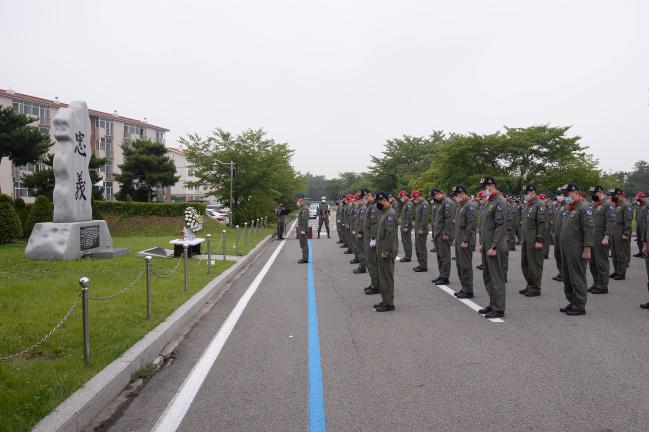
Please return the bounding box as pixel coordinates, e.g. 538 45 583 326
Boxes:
183 244 189 292
207 234 212 273
235 225 240 256
80 277 90 366
145 256 152 320
222 229 227 261
244 222 248 245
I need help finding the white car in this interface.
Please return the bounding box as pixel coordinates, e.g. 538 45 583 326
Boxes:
308 203 319 219
206 209 227 223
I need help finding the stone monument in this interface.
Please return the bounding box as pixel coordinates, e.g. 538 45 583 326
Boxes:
25 101 128 260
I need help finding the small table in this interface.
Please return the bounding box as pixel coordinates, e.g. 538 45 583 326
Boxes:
170 238 205 257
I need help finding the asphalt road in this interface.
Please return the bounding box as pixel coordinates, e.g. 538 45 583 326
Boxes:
102 217 649 432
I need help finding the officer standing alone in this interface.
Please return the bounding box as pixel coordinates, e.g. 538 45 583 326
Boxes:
316 196 330 239
296 194 310 264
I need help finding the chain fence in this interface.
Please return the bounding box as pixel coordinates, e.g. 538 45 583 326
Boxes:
88 270 145 301
0 292 81 362
151 255 184 279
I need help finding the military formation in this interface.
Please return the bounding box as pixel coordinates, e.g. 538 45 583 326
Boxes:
288 179 649 317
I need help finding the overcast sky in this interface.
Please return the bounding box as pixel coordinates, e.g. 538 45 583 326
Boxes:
1 0 647 178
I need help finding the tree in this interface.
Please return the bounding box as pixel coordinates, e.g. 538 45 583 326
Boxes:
21 154 106 201
412 125 604 195
24 195 52 237
367 132 444 193
0 200 23 243
180 128 303 224
304 173 327 200
624 160 649 194
115 139 179 202
0 106 52 166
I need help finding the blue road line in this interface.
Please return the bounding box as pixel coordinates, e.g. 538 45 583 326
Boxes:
307 240 326 431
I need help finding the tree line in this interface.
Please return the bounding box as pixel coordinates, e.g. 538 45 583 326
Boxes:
306 125 644 198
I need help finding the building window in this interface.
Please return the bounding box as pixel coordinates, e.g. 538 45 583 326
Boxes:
95 117 113 135
12 99 49 125
124 124 144 138
156 130 165 143
96 137 114 157
103 181 113 201
188 167 195 176
17 162 47 172
13 181 36 198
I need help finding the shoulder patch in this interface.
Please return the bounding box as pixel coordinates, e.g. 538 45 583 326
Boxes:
539 206 545 212
445 203 449 208
497 205 502 210
586 209 593 216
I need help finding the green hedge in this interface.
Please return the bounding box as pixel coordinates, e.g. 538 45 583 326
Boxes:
93 201 207 217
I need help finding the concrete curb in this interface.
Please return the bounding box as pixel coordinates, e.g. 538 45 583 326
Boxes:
33 234 274 432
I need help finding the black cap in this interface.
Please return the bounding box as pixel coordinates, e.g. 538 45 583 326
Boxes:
375 191 390 201
564 183 579 193
555 186 565 194
589 185 604 194
429 187 442 196
607 187 623 196
522 183 537 193
452 184 467 194
479 176 497 188
295 193 305 199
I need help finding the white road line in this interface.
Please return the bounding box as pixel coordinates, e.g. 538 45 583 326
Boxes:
151 219 298 432
436 284 504 323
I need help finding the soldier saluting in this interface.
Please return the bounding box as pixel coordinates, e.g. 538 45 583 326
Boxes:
559 184 594 316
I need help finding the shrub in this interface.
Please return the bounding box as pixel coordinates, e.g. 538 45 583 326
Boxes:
13 197 30 235
0 193 13 204
24 195 53 237
0 201 23 243
93 201 206 217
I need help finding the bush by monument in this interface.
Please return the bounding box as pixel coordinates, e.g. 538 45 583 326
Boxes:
94 201 207 217
24 195 53 237
13 197 30 235
0 200 23 243
0 193 13 204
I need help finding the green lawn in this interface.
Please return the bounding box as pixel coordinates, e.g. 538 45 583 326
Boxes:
0 226 273 432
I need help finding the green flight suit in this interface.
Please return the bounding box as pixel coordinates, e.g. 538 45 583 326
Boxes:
454 199 477 294
480 194 508 312
589 200 615 290
560 200 594 312
336 204 345 243
433 196 455 279
554 203 567 277
365 203 381 289
356 204 368 270
377 206 398 306
297 204 310 261
414 199 430 269
345 204 354 253
521 197 547 294
636 204 648 254
400 200 415 260
610 200 632 276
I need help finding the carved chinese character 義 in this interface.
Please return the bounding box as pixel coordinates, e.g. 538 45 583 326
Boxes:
75 171 87 200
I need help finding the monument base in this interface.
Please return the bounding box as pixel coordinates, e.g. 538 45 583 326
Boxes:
25 220 126 260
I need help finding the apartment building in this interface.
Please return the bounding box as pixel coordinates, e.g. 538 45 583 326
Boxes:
165 147 208 203
0 88 170 202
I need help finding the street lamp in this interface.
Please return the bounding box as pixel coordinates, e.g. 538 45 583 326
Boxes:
213 160 235 227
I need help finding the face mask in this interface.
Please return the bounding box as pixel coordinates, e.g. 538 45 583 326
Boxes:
557 195 565 202
564 195 574 205
376 201 384 210
483 190 491 198
523 193 532 202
